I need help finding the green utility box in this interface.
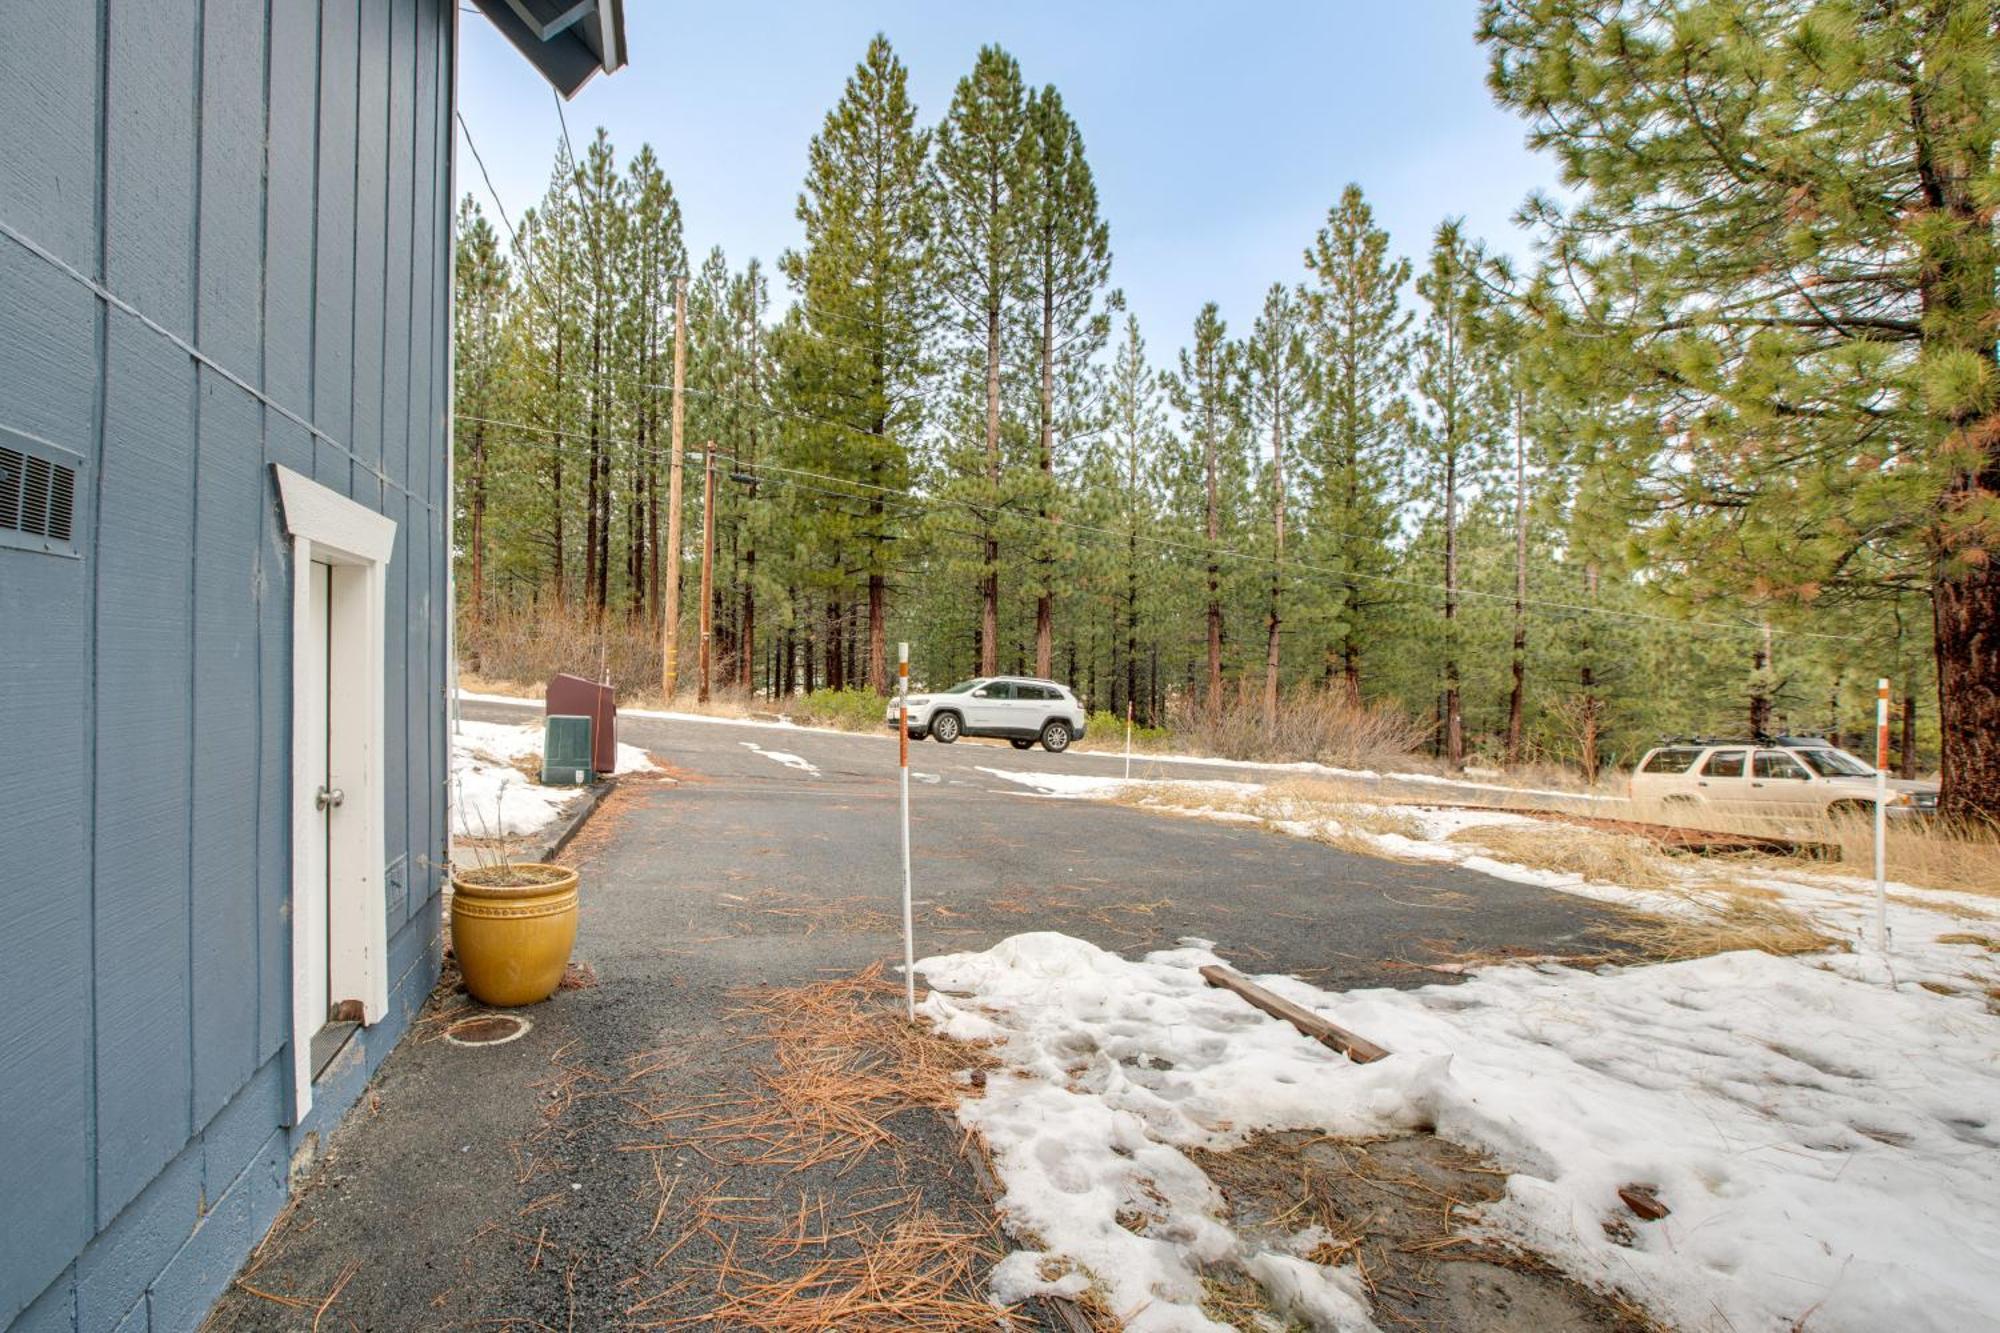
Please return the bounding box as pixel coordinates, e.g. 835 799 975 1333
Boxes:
542 714 596 786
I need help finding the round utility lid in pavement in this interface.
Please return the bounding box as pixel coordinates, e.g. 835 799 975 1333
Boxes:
444 1013 532 1047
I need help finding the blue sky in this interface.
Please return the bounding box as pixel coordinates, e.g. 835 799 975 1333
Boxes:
458 3 1558 355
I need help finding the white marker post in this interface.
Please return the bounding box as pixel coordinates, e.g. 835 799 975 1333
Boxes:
1124 698 1134 781
898 643 916 1020
1874 677 1890 952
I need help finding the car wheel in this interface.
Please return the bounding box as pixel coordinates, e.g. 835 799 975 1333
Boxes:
1826 800 1874 820
1040 720 1071 753
1010 738 1034 750
931 712 961 744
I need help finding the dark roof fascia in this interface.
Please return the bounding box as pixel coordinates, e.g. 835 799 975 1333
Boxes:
472 0 628 98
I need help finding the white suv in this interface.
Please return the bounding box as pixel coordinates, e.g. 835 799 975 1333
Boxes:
887 676 1089 753
1629 737 1938 818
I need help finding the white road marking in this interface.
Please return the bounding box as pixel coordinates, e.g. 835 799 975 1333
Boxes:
739 741 822 775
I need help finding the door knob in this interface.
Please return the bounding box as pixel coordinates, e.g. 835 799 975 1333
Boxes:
315 786 345 811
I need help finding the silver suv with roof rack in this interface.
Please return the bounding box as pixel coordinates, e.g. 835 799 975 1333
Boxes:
886 675 1088 753
1629 735 1938 818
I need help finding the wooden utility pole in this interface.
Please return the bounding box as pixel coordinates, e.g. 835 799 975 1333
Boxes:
660 275 687 699
698 441 717 703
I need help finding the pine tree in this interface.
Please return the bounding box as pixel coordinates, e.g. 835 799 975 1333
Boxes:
1482 0 2000 818
1413 221 1501 769
619 145 686 626
1102 313 1168 722
1240 283 1313 733
1298 185 1410 702
1167 304 1248 715
778 34 932 694
573 128 625 617
931 45 1028 676
1018 84 1113 678
453 196 510 623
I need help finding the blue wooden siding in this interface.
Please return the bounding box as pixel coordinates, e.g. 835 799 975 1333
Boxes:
0 1 457 1327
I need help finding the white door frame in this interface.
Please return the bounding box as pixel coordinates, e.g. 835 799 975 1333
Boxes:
274 464 397 1122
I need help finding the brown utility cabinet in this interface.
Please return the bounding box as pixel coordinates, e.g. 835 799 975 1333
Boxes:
546 673 616 775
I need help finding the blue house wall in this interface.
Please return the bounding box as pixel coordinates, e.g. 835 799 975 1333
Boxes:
0 2 456 1328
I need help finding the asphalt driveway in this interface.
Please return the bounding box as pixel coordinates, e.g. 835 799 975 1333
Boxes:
204 701 1631 1330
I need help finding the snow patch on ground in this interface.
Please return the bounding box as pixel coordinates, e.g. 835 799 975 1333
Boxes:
1108 747 1625 803
460 690 873 741
450 719 655 839
979 767 1262 803
918 932 2000 1333
740 740 821 775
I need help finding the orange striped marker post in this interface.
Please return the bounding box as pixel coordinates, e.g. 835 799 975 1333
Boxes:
898 643 915 1019
1874 677 1890 951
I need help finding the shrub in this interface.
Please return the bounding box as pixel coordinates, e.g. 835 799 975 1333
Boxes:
1081 710 1171 748
792 687 891 732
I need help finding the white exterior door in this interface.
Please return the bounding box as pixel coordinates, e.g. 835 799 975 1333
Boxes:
277 465 395 1123
302 561 333 1034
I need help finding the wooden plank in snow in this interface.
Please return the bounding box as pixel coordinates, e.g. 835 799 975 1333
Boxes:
1199 965 1390 1064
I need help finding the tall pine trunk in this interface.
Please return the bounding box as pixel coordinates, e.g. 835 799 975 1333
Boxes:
1035 285 1055 678
739 333 758 691
1443 448 1462 769
549 327 566 603
468 420 487 621
1204 400 1223 716
1901 673 1919 779
1933 483 2000 819
1125 520 1140 726
979 187 1003 678
1749 621 1773 738
868 570 887 696
1262 399 1284 736
1505 387 1527 766
822 601 842 692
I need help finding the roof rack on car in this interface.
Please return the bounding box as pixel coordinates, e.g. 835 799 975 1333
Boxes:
1656 733 1836 748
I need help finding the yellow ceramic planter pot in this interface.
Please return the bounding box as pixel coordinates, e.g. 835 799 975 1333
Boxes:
450 863 579 1007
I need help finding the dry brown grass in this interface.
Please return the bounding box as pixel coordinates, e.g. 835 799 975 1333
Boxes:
1619 797 2000 899
1609 892 1841 962
1118 778 1415 831
460 599 669 700
1821 810 2000 898
1445 823 1680 891
1164 681 1433 768
1110 778 1430 862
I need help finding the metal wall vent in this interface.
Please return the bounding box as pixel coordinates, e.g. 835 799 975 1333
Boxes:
0 427 82 558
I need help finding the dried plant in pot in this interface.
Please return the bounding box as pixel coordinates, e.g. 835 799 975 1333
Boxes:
450 778 579 1007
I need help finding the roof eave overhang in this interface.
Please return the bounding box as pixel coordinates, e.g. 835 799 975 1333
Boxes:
473 0 629 99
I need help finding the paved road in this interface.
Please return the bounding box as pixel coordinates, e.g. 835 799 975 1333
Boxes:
457 695 1624 990
206 700 1631 1330
467 692 1613 815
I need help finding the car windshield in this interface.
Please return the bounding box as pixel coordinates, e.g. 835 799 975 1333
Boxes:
1793 746 1876 778
938 679 981 694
